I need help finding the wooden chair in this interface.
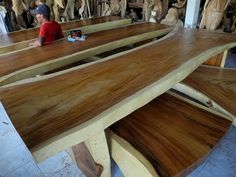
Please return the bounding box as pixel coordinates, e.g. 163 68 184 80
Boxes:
108 92 232 177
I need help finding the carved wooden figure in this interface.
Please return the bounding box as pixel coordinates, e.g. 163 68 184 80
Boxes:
148 0 163 22
161 7 180 26
63 0 75 21
200 0 231 31
172 0 187 20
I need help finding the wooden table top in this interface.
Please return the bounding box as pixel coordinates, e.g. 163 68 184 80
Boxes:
0 16 122 47
0 28 235 149
110 93 231 177
182 66 236 117
0 23 170 83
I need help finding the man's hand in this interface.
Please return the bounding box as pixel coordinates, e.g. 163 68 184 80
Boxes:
29 37 45 47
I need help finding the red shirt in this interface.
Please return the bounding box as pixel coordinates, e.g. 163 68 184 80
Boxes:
39 21 64 45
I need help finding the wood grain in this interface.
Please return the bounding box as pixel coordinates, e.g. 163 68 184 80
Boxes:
72 143 103 177
0 16 122 47
182 66 236 117
0 23 171 85
0 28 235 151
110 93 231 177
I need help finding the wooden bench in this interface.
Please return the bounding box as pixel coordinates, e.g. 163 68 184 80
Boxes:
0 16 131 55
109 92 231 177
173 65 236 124
0 28 235 165
0 23 172 86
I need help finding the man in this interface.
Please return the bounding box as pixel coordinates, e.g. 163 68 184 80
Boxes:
30 4 64 46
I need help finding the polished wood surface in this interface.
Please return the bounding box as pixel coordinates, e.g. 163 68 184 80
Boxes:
0 16 122 47
0 23 170 84
182 66 236 117
110 93 231 177
0 28 235 150
203 52 223 66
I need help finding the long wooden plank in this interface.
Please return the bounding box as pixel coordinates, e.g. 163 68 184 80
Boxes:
109 93 231 177
0 23 172 86
0 16 131 55
180 66 236 118
0 16 122 47
0 28 235 162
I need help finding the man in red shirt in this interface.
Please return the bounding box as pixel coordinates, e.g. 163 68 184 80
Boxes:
30 4 64 46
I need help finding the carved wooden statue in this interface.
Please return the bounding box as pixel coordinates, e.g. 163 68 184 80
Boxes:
63 0 75 21
12 0 27 28
172 0 187 20
79 0 86 19
200 0 231 31
148 0 163 22
102 3 112 16
161 7 180 26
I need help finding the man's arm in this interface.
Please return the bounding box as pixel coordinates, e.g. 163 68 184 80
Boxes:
29 36 45 47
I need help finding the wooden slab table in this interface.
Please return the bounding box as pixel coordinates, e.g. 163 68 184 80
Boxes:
0 28 235 163
0 16 131 54
109 93 231 177
173 66 236 122
0 23 172 86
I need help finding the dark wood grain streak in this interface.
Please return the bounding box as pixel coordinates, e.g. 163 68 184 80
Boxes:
72 143 103 177
0 16 122 47
110 93 231 177
0 29 235 149
0 23 169 78
182 66 236 116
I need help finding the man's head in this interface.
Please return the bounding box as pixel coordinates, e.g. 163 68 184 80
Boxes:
35 4 51 22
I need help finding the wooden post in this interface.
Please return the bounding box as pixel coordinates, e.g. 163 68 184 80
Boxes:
85 131 111 177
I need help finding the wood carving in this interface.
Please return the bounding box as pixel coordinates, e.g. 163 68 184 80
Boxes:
172 0 187 20
78 0 85 19
110 0 121 15
200 0 231 31
102 2 112 16
109 93 231 177
63 0 75 21
0 16 130 54
160 7 179 26
12 0 27 28
0 28 235 162
0 23 170 86
148 0 163 23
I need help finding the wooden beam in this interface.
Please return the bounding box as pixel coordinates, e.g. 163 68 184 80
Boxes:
85 131 111 177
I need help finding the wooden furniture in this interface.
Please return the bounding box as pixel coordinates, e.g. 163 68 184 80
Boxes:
109 92 231 177
203 50 228 67
0 28 235 165
173 65 236 122
0 16 131 54
0 23 172 86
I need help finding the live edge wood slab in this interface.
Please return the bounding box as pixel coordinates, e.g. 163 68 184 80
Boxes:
175 66 236 120
0 28 235 162
109 93 231 177
0 23 172 86
0 16 131 54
